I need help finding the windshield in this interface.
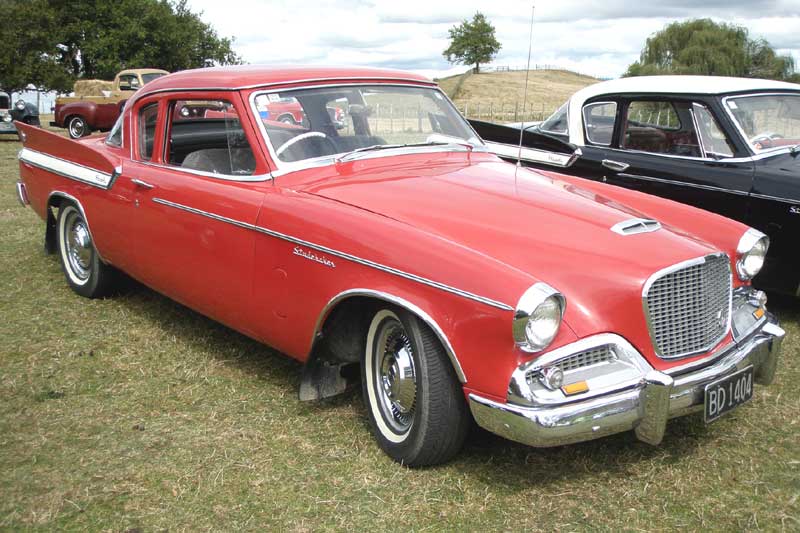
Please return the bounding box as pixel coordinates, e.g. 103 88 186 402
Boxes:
141 73 166 85
252 84 482 165
725 93 800 153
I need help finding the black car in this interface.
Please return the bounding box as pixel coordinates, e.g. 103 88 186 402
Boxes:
0 91 40 135
472 75 800 296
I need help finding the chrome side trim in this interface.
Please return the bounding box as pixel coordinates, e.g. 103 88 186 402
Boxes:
313 288 466 383
750 192 800 205
152 197 513 311
19 148 113 189
618 172 749 196
137 159 273 182
641 252 732 360
47 191 106 262
484 141 578 168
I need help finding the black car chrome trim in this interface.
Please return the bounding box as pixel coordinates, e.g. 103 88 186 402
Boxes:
618 172 749 196
152 197 514 311
313 288 467 382
19 148 113 189
484 141 578 168
750 192 800 205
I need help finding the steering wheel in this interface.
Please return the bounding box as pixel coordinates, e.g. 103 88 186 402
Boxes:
276 131 334 158
751 132 784 144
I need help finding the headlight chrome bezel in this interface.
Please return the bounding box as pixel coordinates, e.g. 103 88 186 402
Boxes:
15 100 26 111
513 282 566 353
736 228 769 281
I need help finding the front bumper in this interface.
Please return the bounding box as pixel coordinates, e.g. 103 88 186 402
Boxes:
469 318 784 448
0 120 16 133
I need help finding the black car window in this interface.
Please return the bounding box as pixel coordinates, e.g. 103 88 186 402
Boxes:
165 99 256 176
622 101 701 158
583 102 617 145
693 104 734 158
540 102 568 135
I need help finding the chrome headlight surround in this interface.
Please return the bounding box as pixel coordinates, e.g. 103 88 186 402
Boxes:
736 228 769 281
513 282 566 353
15 99 25 111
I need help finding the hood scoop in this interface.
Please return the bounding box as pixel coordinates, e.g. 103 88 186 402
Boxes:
611 218 662 235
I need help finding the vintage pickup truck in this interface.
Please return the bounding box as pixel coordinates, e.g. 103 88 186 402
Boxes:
50 68 168 138
15 66 785 466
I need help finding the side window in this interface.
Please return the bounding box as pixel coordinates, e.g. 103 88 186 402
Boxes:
106 113 123 147
119 75 138 91
693 104 734 158
166 99 255 176
583 102 617 145
137 103 159 161
623 100 701 157
540 102 568 134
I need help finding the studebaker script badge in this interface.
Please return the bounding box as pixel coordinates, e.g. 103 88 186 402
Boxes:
293 246 336 268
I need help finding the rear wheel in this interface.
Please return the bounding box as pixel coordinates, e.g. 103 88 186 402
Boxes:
278 114 296 125
362 307 469 466
57 203 118 297
67 116 89 138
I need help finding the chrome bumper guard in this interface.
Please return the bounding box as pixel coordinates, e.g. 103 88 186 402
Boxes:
469 318 784 448
15 181 29 206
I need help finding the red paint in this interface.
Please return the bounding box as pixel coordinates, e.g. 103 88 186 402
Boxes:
16 66 753 401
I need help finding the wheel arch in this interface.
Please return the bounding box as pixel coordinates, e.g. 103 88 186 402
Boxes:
46 191 106 262
310 288 467 383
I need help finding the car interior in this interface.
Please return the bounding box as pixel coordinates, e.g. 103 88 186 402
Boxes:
622 101 702 157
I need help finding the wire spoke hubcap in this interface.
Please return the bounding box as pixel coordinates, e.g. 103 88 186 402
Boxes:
374 319 417 433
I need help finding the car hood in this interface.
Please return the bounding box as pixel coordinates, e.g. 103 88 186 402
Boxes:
294 153 721 341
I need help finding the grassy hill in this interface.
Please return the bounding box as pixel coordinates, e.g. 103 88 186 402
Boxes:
437 69 600 123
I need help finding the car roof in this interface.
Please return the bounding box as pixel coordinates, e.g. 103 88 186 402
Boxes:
573 75 800 104
138 65 434 97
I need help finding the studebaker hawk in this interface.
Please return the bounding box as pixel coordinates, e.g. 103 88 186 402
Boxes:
15 66 784 466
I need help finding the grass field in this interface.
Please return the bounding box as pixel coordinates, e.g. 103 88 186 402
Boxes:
438 69 599 122
1 129 799 531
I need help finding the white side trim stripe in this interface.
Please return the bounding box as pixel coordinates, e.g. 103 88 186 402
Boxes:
19 148 113 189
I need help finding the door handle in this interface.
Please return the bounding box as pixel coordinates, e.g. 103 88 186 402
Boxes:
602 159 630 172
131 178 155 190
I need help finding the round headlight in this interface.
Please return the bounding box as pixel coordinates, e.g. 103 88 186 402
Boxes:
2 115 11 123
736 228 769 281
15 100 25 110
513 283 565 352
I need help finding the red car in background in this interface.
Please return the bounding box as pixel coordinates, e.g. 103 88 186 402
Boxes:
14 66 784 466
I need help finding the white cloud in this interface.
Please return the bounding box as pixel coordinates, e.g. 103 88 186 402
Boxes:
187 0 800 79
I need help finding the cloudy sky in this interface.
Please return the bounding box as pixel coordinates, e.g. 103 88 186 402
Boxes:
185 0 800 79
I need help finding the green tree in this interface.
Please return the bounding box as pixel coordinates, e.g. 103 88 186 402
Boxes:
443 12 501 74
625 19 796 80
0 0 241 95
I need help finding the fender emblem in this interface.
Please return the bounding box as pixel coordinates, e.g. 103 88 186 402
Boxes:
293 246 336 268
790 206 800 215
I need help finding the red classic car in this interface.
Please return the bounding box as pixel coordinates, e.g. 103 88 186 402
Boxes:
14 66 785 466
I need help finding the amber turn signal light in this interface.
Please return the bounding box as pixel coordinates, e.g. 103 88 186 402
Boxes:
561 381 589 396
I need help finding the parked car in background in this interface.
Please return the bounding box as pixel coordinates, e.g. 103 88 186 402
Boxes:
0 91 40 134
473 76 800 296
51 68 168 138
15 66 784 466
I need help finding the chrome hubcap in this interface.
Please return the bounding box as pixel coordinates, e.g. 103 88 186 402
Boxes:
65 212 91 280
69 119 85 137
374 319 417 433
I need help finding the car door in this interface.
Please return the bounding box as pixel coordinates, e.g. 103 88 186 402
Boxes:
597 97 754 222
123 92 271 334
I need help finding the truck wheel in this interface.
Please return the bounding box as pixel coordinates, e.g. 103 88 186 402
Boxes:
362 306 470 467
278 114 296 125
67 116 89 138
56 202 119 297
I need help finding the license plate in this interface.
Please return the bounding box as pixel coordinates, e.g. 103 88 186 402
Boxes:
704 366 754 423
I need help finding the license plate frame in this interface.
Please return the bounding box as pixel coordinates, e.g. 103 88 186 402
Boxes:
704 365 754 423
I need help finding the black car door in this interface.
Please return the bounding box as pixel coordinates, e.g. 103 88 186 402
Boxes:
596 97 754 222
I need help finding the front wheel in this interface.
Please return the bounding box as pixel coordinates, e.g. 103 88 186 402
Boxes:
362 307 470 466
57 203 119 297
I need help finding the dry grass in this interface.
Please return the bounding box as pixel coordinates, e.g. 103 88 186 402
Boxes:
438 69 600 122
0 133 799 531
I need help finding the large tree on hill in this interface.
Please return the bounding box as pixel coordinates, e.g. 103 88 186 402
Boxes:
443 12 501 74
0 0 241 95
625 19 796 80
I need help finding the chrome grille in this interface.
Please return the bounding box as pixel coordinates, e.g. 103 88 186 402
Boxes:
559 345 615 372
644 254 732 359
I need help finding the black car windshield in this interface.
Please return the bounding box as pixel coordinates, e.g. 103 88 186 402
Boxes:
252 84 482 164
725 93 800 153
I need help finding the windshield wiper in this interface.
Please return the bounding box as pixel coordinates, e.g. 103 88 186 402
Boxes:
335 141 475 164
